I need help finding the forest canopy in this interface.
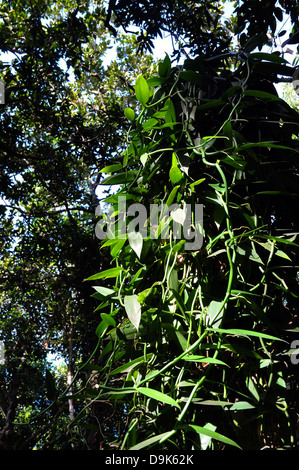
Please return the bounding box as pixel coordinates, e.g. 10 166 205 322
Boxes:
1 0 299 451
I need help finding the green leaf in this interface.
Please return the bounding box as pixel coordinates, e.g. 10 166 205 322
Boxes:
207 327 284 342
198 423 216 450
147 77 167 87
128 231 143 258
101 313 116 327
246 376 260 403
101 171 137 185
85 266 124 281
189 178 206 190
143 117 159 130
166 185 180 206
229 401 255 410
92 286 115 297
169 166 183 185
111 238 127 257
275 249 292 261
124 294 141 330
183 355 228 367
163 323 188 351
158 54 171 78
100 164 123 173
135 75 150 105
249 52 287 64
130 431 173 450
137 387 180 409
207 300 223 328
140 153 149 166
110 353 154 375
124 107 136 121
185 424 242 449
95 321 108 338
164 98 176 129
243 89 281 101
252 61 294 77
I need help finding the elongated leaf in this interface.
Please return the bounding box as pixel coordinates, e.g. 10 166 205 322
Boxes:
130 431 174 450
275 249 291 260
135 75 150 105
207 327 284 342
101 313 116 327
189 178 206 190
100 163 123 173
249 52 287 64
92 286 115 297
164 98 176 129
110 353 154 375
137 387 180 409
101 171 137 185
124 294 141 330
110 238 127 257
243 90 281 101
183 355 228 367
246 376 260 402
229 401 255 410
199 423 216 450
85 266 124 281
159 54 171 78
185 424 242 449
166 185 180 206
163 323 188 351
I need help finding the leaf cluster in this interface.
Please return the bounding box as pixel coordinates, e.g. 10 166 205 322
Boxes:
83 48 299 450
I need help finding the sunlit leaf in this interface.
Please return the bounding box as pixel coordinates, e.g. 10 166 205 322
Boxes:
92 286 115 297
101 313 116 327
183 355 228 367
101 171 137 185
128 231 143 258
130 432 173 450
124 294 141 330
100 164 123 173
135 75 150 105
207 327 284 342
137 387 180 409
184 424 242 449
207 300 223 328
169 166 183 185
124 107 136 121
85 266 124 281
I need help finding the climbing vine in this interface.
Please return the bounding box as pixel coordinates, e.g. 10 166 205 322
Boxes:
79 51 299 450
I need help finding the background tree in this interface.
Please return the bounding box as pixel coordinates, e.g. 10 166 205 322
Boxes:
0 0 156 449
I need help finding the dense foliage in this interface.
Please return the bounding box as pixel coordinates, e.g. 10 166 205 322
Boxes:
1 0 299 451
0 0 156 449
84 49 299 449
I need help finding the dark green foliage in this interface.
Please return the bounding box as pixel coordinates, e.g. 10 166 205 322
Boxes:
84 47 299 449
1 0 299 451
